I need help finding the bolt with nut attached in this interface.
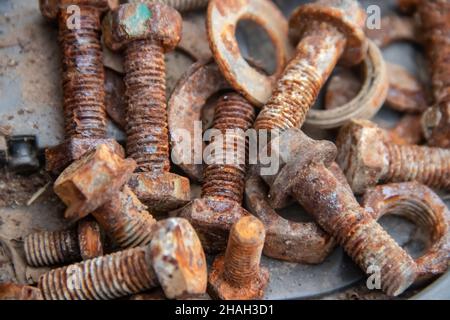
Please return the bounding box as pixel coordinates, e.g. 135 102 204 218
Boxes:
38 218 207 300
103 3 191 213
336 119 450 195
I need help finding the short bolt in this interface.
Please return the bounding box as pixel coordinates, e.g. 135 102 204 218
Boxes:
38 218 207 300
177 93 256 253
208 216 269 300
336 119 450 194
103 3 190 212
255 0 367 131
40 0 121 174
24 219 103 268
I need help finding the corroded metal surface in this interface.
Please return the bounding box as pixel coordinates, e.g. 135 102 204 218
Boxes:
208 216 269 300
366 15 417 48
206 0 293 106
387 114 423 145
336 119 450 195
0 283 43 300
363 182 450 282
130 0 209 13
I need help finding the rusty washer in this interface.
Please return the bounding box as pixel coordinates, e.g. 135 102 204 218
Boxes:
206 0 293 106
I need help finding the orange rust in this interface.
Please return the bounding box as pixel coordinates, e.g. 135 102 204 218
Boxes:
0 283 43 300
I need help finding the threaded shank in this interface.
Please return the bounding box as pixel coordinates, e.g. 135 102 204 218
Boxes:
93 187 156 248
39 246 158 300
59 8 107 139
150 0 209 12
255 26 346 131
385 144 450 190
202 93 255 202
223 216 265 287
24 230 81 267
124 40 169 173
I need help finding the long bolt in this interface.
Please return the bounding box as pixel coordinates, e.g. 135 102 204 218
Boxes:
202 93 256 203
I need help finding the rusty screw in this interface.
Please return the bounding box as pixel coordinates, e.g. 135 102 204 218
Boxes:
40 0 123 174
255 0 367 131
208 215 269 300
260 129 417 296
130 0 209 12
336 119 450 195
176 93 256 253
38 218 207 300
24 219 103 268
54 143 157 249
103 3 190 213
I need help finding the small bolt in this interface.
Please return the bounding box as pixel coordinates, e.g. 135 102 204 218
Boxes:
24 219 103 268
208 216 269 300
38 218 207 300
336 119 450 194
263 129 417 296
177 93 256 253
54 144 157 249
40 1 120 174
255 0 367 131
103 3 190 213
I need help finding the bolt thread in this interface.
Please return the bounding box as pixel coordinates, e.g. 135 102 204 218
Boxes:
385 144 450 189
148 0 209 11
255 26 345 131
92 187 156 248
39 246 157 300
59 7 107 139
223 216 265 287
202 93 256 202
291 164 417 296
124 40 170 174
24 229 81 267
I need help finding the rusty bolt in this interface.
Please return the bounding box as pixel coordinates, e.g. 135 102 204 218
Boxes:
362 182 450 283
54 144 157 249
38 218 207 300
129 0 209 12
176 93 256 253
418 0 450 148
208 216 269 300
336 119 450 195
24 219 103 268
0 283 43 300
40 0 122 175
259 129 418 296
255 0 367 131
103 3 190 213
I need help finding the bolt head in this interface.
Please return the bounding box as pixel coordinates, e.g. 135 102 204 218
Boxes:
208 255 269 300
289 0 368 65
150 218 207 299
336 119 389 195
174 198 249 254
103 3 182 52
77 219 103 260
128 172 190 213
45 138 124 175
54 143 136 222
39 0 119 20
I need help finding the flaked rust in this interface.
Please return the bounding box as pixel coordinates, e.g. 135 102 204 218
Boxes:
207 0 293 106
174 93 255 253
261 129 417 296
77 218 103 260
255 0 367 131
168 60 230 182
363 182 450 282
245 175 335 264
366 15 417 48
39 218 206 300
0 283 43 300
336 119 450 195
208 216 269 300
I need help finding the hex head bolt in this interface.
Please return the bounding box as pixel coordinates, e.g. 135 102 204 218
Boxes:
54 144 157 249
255 0 367 132
24 219 103 268
209 216 269 300
418 0 450 148
40 0 122 174
336 119 450 195
176 93 256 253
103 3 190 213
38 218 207 300
262 129 417 296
